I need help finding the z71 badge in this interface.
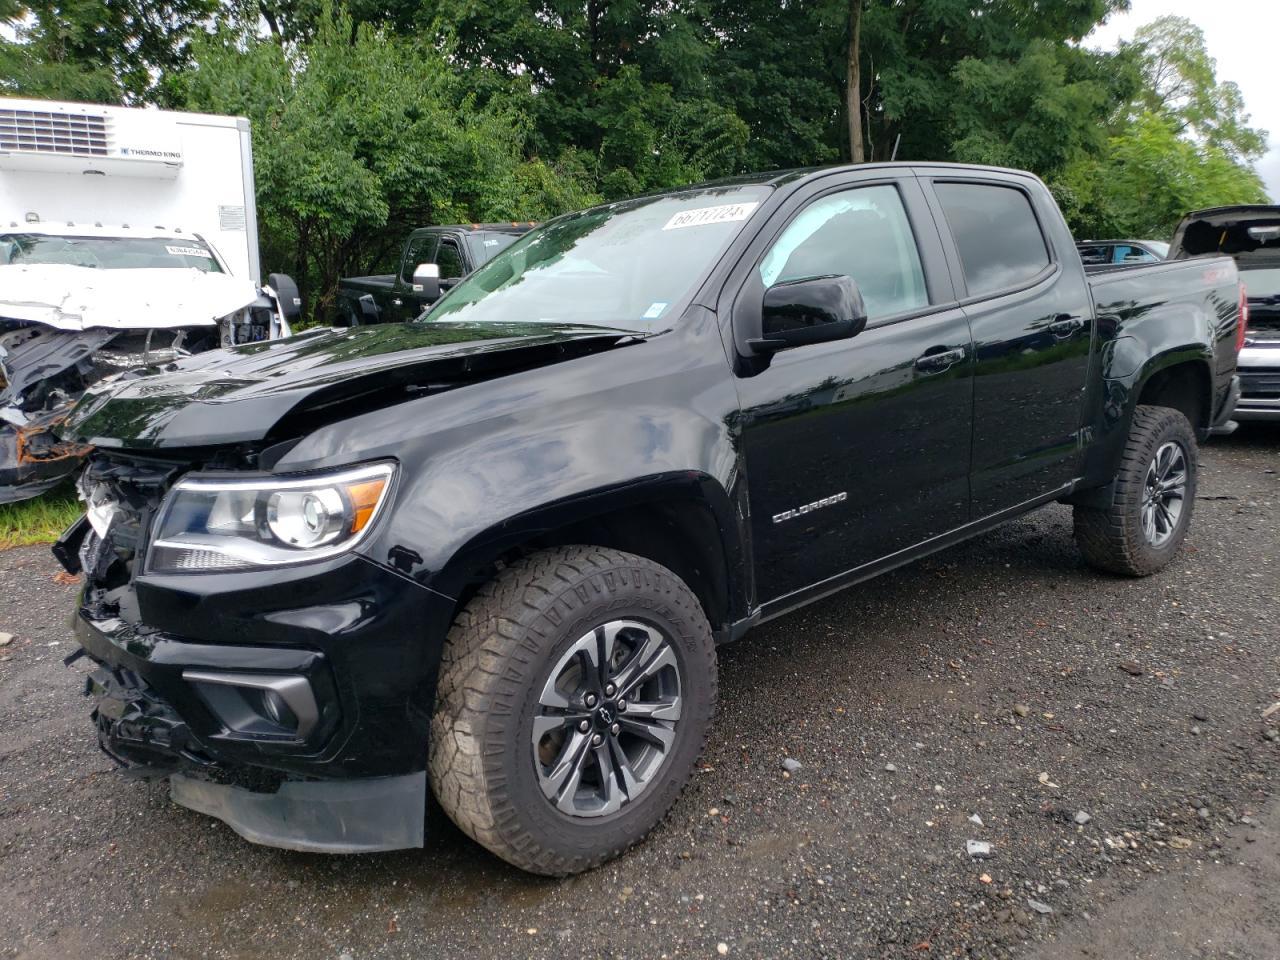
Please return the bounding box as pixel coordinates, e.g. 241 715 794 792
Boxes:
772 492 848 524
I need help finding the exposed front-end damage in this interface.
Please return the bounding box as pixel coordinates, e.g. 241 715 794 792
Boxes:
0 266 293 501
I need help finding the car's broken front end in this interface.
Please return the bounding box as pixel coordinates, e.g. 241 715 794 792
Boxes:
57 449 437 852
0 323 225 501
0 272 292 502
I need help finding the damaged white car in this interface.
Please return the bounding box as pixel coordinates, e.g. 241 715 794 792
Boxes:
0 224 299 502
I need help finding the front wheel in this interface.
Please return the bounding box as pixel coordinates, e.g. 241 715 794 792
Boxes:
1074 404 1198 576
429 546 717 875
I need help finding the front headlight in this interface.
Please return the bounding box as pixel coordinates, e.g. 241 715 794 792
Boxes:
147 462 396 573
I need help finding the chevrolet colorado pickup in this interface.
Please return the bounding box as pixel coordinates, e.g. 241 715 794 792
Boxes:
336 222 533 325
55 163 1243 875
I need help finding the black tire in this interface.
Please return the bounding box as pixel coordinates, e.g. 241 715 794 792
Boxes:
428 546 717 875
1074 404 1198 576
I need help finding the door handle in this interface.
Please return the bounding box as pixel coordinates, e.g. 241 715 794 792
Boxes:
915 346 966 372
1049 315 1085 338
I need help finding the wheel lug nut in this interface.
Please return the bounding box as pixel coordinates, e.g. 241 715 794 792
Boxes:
610 722 620 736
617 700 627 712
585 693 598 707
591 733 604 746
604 683 616 696
578 720 590 733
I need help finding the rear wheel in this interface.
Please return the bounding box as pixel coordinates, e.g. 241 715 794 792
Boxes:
429 546 716 875
1074 404 1198 576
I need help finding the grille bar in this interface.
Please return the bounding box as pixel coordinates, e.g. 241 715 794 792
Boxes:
0 108 109 157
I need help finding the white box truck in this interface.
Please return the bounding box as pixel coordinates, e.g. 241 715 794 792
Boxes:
0 97 300 502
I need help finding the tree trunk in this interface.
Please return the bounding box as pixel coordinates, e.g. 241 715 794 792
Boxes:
846 0 864 163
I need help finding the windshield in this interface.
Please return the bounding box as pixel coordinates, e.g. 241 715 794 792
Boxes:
1242 266 1280 300
0 233 223 272
424 186 771 331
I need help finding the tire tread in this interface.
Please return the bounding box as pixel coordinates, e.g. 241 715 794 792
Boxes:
429 545 716 875
1074 404 1197 577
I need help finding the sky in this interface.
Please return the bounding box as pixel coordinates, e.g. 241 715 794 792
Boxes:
1087 0 1279 201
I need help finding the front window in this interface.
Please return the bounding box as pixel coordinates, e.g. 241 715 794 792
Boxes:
400 235 436 283
0 233 223 272
436 239 464 280
758 184 928 320
424 186 771 331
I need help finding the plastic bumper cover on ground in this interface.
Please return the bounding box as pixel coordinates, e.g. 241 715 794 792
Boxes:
171 771 427 853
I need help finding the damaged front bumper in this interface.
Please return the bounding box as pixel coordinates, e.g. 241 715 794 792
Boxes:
70 590 429 853
80 653 426 851
58 507 447 854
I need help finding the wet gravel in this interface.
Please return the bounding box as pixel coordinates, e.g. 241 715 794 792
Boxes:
2 425 1278 960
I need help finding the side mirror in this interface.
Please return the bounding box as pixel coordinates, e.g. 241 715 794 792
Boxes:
412 262 441 303
749 275 868 354
267 272 303 324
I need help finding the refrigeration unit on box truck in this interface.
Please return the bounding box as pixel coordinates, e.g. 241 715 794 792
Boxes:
0 97 300 502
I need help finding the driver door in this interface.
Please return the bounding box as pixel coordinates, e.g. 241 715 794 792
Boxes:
733 175 975 604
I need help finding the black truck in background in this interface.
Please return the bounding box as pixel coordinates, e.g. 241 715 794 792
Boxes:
336 223 534 325
56 163 1243 876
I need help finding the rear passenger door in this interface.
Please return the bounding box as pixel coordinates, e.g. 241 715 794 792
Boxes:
924 175 1093 516
733 174 975 602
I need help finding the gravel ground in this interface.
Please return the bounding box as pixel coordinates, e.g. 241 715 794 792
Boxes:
2 425 1278 960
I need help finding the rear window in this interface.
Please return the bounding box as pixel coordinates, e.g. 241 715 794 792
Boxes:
469 232 520 265
935 183 1051 297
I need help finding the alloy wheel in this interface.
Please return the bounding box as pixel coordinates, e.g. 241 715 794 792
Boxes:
532 619 683 818
1141 440 1188 548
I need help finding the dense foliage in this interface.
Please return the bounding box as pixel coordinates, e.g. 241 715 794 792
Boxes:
2 2 1270 319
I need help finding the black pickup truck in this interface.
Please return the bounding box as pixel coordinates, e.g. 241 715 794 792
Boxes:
56 163 1243 875
336 223 533 325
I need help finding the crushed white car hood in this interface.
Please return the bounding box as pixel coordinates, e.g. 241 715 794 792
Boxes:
0 264 259 331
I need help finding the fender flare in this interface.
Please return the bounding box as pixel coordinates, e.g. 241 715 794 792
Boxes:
427 470 750 635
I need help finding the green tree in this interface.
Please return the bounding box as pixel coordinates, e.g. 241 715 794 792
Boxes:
1057 14 1270 239
0 0 218 104
181 7 598 319
408 1 750 196
1128 15 1266 162
947 41 1122 176
1063 111 1267 239
703 0 1132 177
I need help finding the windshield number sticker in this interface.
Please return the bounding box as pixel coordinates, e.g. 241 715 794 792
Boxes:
643 302 669 320
165 245 208 258
662 201 759 231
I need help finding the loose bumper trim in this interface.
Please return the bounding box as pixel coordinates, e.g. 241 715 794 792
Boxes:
170 771 427 853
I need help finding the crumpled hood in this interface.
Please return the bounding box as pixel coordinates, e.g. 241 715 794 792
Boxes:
0 264 259 331
64 321 642 449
